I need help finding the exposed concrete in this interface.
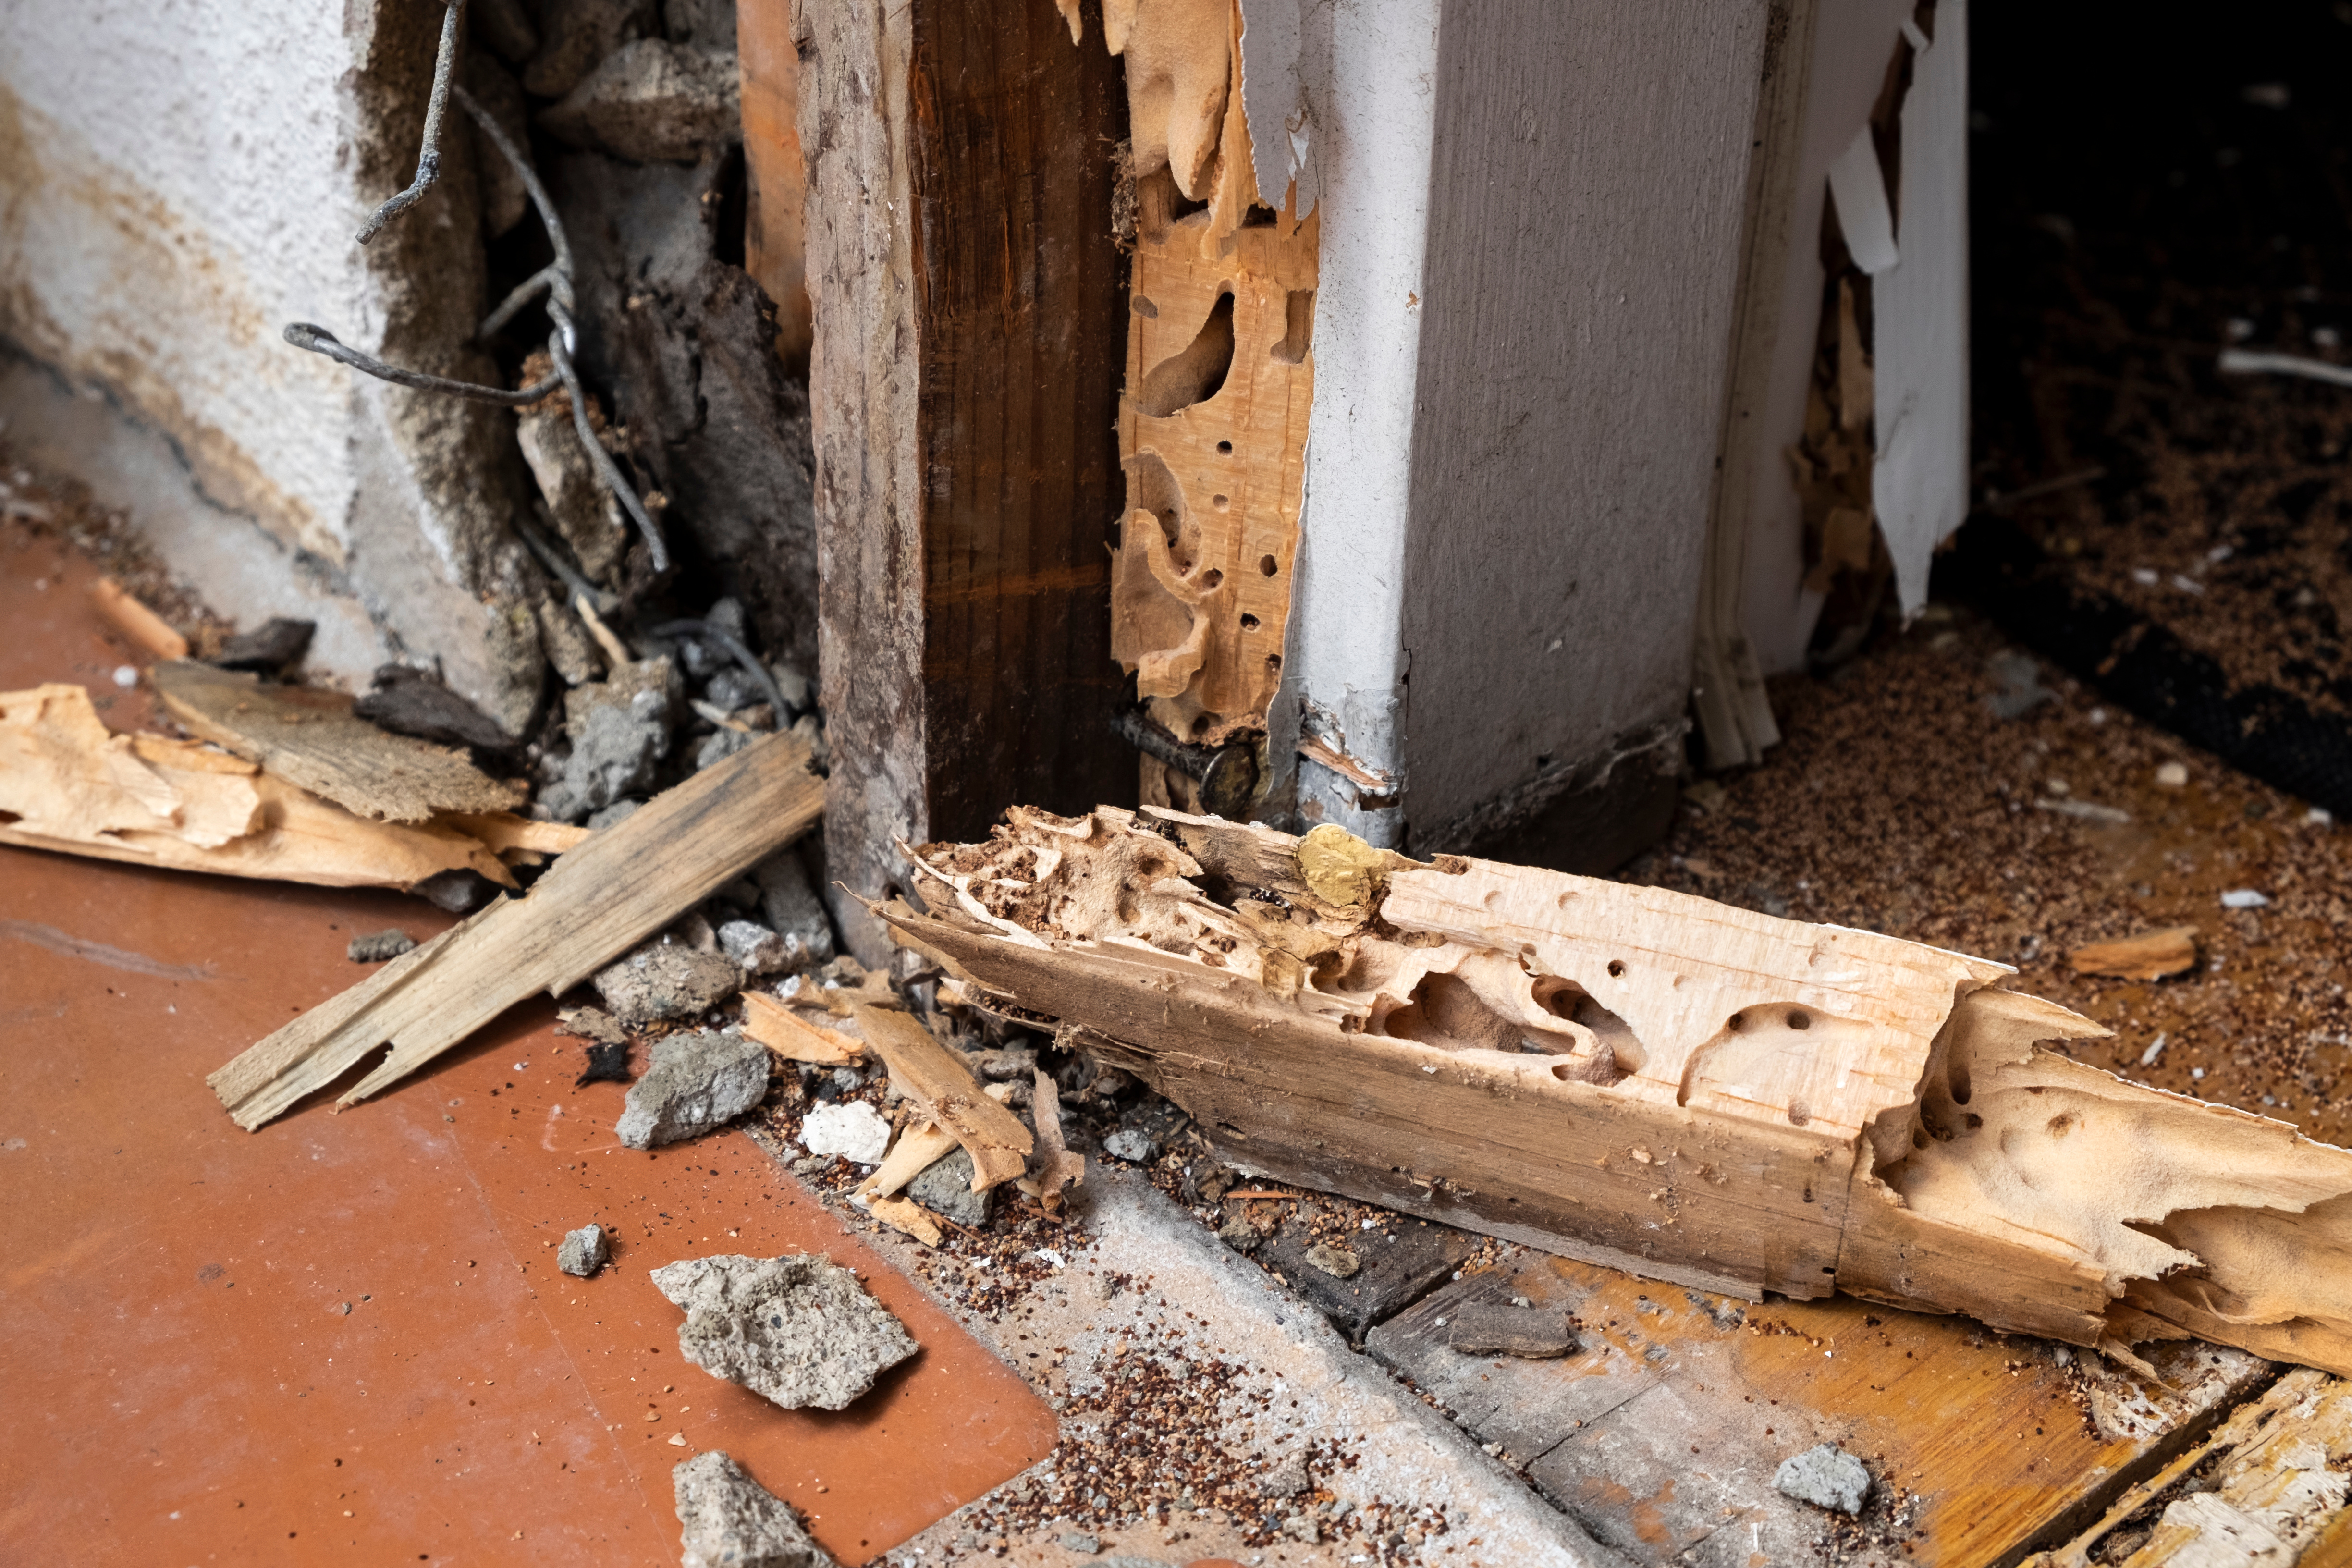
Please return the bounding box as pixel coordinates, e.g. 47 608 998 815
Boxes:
650 1252 919 1412
1775 1443 1872 1516
558 1223 611 1277
906 1146 992 1228
615 1028 767 1149
594 942 743 1029
0 3 549 722
861 1168 1627 1567
673 1450 835 1568
752 850 836 971
539 38 742 166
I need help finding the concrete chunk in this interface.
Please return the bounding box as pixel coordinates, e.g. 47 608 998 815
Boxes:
559 1224 610 1278
673 1449 835 1568
1775 1443 1871 1515
347 928 416 963
753 851 836 970
906 1145 992 1227
615 1029 768 1149
799 1101 891 1166
651 1253 918 1411
593 940 742 1027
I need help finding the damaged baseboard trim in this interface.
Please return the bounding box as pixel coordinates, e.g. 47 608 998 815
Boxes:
881 804 2352 1380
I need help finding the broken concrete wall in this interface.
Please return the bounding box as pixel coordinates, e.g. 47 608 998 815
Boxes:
0 0 546 728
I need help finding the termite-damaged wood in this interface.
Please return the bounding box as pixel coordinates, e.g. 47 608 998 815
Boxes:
0 683 524 891
210 733 822 1130
153 660 524 823
881 804 2352 1377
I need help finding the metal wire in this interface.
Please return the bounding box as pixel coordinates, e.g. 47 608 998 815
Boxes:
356 0 468 245
547 298 669 574
282 323 560 405
513 506 619 618
651 620 796 721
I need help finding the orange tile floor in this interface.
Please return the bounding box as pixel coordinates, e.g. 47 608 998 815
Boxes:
0 526 1065 1565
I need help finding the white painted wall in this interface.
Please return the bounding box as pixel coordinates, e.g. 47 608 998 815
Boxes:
0 0 374 564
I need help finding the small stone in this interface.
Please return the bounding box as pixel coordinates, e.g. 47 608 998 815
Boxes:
696 726 755 771
673 1449 835 1568
593 940 742 1026
1262 1456 1310 1498
718 919 796 975
1059 1532 1101 1556
906 1146 992 1227
651 1252 918 1411
1218 1219 1267 1254
557 1005 629 1047
615 1029 769 1149
753 852 837 971
1982 649 2054 720
540 658 679 823
2155 761 2189 787
800 1101 892 1166
1446 1303 1576 1359
347 928 416 964
586 799 642 831
559 1224 610 1278
2219 888 2271 910
1102 1128 1159 1164
1774 1443 1872 1516
1303 1243 1359 1280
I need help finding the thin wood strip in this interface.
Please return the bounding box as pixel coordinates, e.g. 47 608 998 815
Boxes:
858 1121 959 1202
741 992 865 1064
209 732 821 1129
90 576 189 662
853 1005 1033 1190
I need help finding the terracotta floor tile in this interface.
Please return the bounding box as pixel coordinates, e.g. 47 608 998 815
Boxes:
0 531 1057 1565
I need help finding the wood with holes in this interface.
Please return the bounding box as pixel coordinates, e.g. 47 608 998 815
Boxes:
803 0 1133 960
1107 0 1318 756
882 805 2352 1375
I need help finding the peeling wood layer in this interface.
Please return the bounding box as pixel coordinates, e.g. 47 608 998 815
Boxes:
1090 0 1319 788
883 805 2352 1376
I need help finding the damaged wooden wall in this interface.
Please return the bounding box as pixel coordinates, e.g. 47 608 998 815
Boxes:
800 0 1132 960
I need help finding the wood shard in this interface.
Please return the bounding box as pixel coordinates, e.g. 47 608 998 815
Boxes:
740 992 866 1065
0 683 515 891
858 1121 960 1204
865 1194 943 1248
1027 1064 1086 1211
209 733 822 1131
90 576 190 662
852 1005 1033 1191
2068 926 2199 981
154 660 524 824
881 805 2352 1378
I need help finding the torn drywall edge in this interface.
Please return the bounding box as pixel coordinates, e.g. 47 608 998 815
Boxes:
1826 126 1899 276
1872 0 1970 619
1236 0 1324 215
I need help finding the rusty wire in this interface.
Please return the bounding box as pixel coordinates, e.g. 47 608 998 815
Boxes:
282 40 673 576
355 0 468 245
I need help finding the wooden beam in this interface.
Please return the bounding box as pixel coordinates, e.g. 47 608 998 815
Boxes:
802 0 1133 961
881 805 2352 1377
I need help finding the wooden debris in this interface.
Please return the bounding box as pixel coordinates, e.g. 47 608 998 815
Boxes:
2069 925 2199 981
0 683 515 891
1445 1304 1576 1360
881 805 2352 1378
852 1005 1033 1192
153 660 524 823
438 811 593 868
2027 1367 2352 1567
1024 1064 1086 1213
209 732 821 1130
858 1121 960 1203
739 992 866 1064
866 1194 943 1247
90 576 189 662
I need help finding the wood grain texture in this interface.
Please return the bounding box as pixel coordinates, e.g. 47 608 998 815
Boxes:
855 1004 1034 1190
2028 1367 2352 1568
153 661 522 823
805 0 1132 961
1396 0 1773 836
1374 1257 2270 1568
210 733 822 1130
740 991 865 1064
0 684 515 891
886 806 2352 1374
737 0 811 366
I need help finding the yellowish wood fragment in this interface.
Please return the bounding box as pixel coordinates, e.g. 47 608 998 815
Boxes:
866 1194 943 1248
741 992 865 1064
854 1005 1033 1191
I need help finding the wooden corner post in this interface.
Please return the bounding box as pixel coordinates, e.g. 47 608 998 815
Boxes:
799 0 1132 960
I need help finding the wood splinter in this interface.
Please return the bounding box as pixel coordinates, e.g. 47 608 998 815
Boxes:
880 805 2352 1380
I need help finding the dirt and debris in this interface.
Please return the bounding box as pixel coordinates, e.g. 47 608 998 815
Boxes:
347 928 417 964
593 937 742 1026
616 1028 769 1149
208 617 315 675
650 1252 918 1412
353 664 521 766
558 1223 610 1278
673 1450 836 1568
1775 1443 1873 1516
1444 1305 1575 1360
